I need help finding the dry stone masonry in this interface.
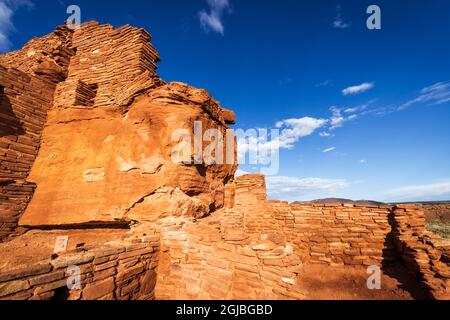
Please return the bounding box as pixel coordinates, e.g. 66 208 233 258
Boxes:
0 22 448 300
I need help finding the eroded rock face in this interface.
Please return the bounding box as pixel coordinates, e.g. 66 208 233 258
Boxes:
0 22 238 228
19 82 237 226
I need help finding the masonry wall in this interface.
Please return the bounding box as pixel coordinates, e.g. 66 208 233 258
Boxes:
0 66 57 241
392 205 449 299
154 176 398 300
155 215 305 300
233 175 449 299
0 26 76 242
0 22 164 242
231 176 394 266
235 174 267 202
54 21 163 109
0 174 448 300
0 232 159 300
0 26 74 82
283 203 394 266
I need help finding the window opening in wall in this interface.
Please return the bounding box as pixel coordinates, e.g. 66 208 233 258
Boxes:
76 81 98 107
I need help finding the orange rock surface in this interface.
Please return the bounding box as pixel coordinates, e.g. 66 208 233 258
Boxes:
20 82 236 226
0 21 237 227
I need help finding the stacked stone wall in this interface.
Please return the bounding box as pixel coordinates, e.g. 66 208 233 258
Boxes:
0 231 159 300
392 205 449 299
0 66 57 241
0 21 163 241
54 21 163 109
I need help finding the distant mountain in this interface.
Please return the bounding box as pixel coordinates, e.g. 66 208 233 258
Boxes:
392 201 450 205
293 198 385 206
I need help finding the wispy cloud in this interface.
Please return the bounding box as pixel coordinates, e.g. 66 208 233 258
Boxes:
240 79 449 163
319 131 334 137
198 0 231 35
267 176 349 202
318 80 449 136
0 0 33 52
238 117 327 164
329 106 345 129
333 5 350 29
274 117 328 149
315 80 333 88
384 180 450 202
398 81 450 110
344 100 376 113
342 82 375 96
319 102 374 136
322 147 336 153
329 106 359 130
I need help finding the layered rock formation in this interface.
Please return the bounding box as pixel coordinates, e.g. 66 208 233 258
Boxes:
0 21 236 231
21 80 236 226
0 22 448 300
0 26 74 240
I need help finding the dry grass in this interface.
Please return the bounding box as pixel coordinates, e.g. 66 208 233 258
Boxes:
427 222 450 239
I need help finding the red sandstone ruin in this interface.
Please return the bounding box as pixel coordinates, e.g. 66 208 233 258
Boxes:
0 22 448 300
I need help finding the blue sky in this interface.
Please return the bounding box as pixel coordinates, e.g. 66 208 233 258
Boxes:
1 0 449 202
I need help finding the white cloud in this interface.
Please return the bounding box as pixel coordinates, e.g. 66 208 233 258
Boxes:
322 147 335 153
276 117 328 149
319 131 333 137
359 159 366 164
0 0 33 52
329 106 348 130
198 0 231 35
237 117 327 165
333 19 350 29
0 1 13 51
333 5 350 29
384 180 450 202
342 82 375 96
319 102 374 135
344 100 376 114
267 176 349 202
315 80 333 87
239 80 447 166
398 81 450 110
249 117 327 152
249 80 447 155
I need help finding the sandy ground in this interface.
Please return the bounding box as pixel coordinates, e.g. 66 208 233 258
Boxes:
298 263 429 300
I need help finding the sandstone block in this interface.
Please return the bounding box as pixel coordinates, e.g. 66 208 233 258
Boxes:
82 277 115 300
51 253 94 269
0 262 51 283
29 270 65 286
0 279 30 297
